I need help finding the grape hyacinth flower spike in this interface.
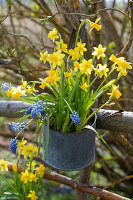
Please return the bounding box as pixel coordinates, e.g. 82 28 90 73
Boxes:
70 111 80 126
7 122 28 131
25 101 46 118
10 138 19 154
1 83 12 91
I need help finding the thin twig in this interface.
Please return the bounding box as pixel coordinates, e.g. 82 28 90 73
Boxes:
116 1 133 56
0 22 39 50
0 8 11 23
48 7 130 20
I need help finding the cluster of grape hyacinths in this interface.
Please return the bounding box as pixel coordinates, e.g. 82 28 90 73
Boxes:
25 101 46 118
10 138 19 154
70 111 80 126
7 122 28 131
1 83 12 91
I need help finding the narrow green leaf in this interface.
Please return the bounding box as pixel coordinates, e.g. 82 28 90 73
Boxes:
45 116 49 160
100 79 115 91
37 125 43 156
85 125 118 156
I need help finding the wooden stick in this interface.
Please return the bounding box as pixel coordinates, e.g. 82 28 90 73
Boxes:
7 162 130 200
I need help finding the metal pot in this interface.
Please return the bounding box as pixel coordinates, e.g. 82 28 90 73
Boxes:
43 114 97 171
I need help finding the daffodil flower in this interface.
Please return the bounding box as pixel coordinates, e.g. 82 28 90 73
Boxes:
107 85 122 99
92 44 106 59
55 39 68 52
40 51 48 64
27 191 38 200
79 59 94 75
48 50 65 69
89 17 102 32
48 28 59 42
0 159 8 172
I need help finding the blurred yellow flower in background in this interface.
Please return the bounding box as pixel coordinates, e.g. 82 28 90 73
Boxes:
48 28 59 42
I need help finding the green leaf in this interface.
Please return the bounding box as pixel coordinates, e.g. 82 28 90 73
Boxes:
38 124 43 156
100 79 115 91
85 125 118 156
45 116 50 160
40 16 51 24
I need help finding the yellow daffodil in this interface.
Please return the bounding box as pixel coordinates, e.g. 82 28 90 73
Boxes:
26 84 38 94
92 44 106 59
35 164 45 178
6 90 12 97
20 170 30 184
68 47 81 60
89 17 102 32
108 85 122 99
27 161 36 171
0 159 8 171
109 54 117 68
13 164 17 172
109 54 132 75
80 59 94 75
6 86 26 99
65 70 73 81
55 39 68 52
17 138 27 153
40 51 48 64
47 68 60 86
95 64 109 78
74 62 80 72
48 28 59 42
19 79 27 88
77 42 87 55
29 173 38 182
27 191 38 200
21 144 38 158
48 50 65 69
39 78 47 90
80 82 89 92
116 57 132 75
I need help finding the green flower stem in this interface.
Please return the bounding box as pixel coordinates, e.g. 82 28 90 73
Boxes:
36 119 41 147
67 55 71 71
35 179 41 193
68 72 80 104
0 173 15 191
16 119 33 139
87 74 90 96
37 124 43 157
89 74 99 88
60 63 64 110
95 68 114 93
75 19 91 48
82 99 112 128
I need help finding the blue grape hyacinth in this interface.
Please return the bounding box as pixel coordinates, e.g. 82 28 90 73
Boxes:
25 101 46 118
7 122 28 131
70 111 80 126
1 83 12 91
10 138 19 154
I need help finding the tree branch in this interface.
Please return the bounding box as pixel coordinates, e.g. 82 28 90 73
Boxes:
7 162 130 200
